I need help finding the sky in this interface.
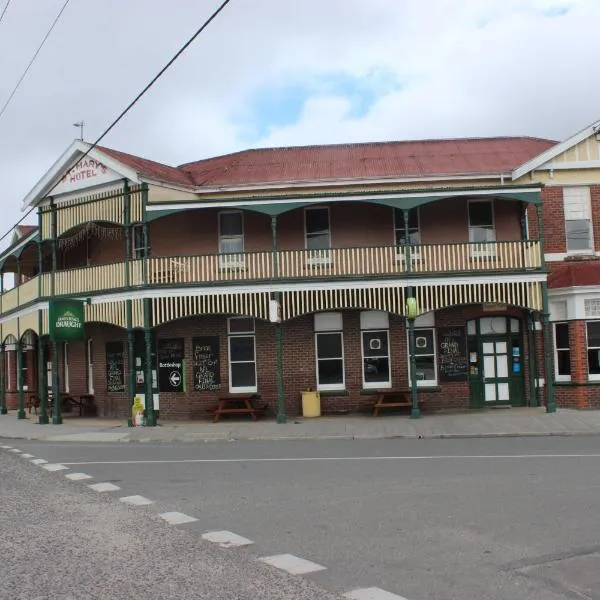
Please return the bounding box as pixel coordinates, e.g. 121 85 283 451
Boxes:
0 0 600 245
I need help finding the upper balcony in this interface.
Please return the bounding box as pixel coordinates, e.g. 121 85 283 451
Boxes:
0 195 544 317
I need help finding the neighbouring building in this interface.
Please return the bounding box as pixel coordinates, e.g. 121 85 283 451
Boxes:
0 118 599 423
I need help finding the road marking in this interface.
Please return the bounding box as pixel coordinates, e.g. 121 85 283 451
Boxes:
202 531 254 548
344 588 410 600
159 511 198 525
42 463 68 471
259 554 326 575
20 453 34 458
9 448 22 453
30 458 47 465
65 473 93 481
88 482 120 492
1 445 12 449
120 495 154 506
61 453 600 466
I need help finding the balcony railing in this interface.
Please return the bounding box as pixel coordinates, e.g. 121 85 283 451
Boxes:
0 240 542 315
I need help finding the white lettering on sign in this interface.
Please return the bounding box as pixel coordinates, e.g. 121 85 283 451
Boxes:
56 312 82 328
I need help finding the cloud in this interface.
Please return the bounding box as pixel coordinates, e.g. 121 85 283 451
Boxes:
0 0 598 251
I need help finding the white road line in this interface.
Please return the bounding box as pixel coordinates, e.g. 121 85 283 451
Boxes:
20 453 34 458
1 445 12 449
201 531 254 548
30 458 47 465
120 495 154 506
88 482 121 492
61 453 600 466
344 588 411 600
42 463 68 472
259 554 326 575
9 448 22 453
65 473 93 481
159 512 198 525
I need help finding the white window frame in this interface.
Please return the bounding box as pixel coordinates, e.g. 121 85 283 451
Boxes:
586 320 600 382
393 207 421 262
314 312 345 391
564 186 594 254
304 206 332 266
227 317 257 393
360 311 391 389
131 223 145 259
468 199 496 258
87 338 94 395
18 348 27 392
553 322 571 382
6 349 11 391
219 211 245 269
63 342 70 393
407 312 437 387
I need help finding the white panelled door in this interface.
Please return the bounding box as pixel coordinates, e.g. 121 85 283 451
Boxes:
482 340 510 403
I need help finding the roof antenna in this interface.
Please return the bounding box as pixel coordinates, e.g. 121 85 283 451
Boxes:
73 120 85 141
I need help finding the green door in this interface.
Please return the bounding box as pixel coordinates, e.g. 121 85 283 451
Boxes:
482 338 511 406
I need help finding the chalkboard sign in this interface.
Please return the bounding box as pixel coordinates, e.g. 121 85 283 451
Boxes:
106 341 125 392
438 327 468 381
157 338 185 393
193 337 221 392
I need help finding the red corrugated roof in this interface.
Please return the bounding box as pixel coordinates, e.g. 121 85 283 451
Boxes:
548 261 600 289
97 137 557 189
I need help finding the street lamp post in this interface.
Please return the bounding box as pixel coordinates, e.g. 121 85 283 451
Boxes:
406 295 421 419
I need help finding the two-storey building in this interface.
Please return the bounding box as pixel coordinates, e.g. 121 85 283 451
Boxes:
0 131 567 423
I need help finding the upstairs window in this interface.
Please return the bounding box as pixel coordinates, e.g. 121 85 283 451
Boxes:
468 200 495 243
305 207 331 251
564 186 593 253
132 224 145 259
219 211 244 254
394 208 420 246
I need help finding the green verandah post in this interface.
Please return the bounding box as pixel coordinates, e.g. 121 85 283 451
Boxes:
271 215 286 424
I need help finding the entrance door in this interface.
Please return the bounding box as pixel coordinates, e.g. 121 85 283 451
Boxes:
482 339 510 405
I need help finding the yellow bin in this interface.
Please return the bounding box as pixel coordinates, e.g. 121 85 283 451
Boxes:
301 391 321 418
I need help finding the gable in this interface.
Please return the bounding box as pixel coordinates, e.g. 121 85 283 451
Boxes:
52 156 123 195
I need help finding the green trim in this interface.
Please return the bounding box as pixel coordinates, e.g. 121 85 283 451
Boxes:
555 381 600 387
541 282 556 413
142 183 149 287
0 343 6 414
51 339 62 424
143 297 156 426
124 180 131 288
38 310 49 424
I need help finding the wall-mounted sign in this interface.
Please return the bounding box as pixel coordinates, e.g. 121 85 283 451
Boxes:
49 299 85 342
157 338 185 393
105 341 125 392
438 327 468 381
54 156 122 195
193 337 221 392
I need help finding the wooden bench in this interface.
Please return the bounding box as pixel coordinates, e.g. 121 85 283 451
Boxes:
212 395 265 423
371 390 425 416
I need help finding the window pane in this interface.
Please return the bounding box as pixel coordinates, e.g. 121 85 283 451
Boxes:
220 212 243 236
555 323 569 349
318 359 344 385
317 333 342 359
557 350 571 376
395 230 420 246
362 331 389 358
364 357 390 383
230 336 255 362
414 329 434 355
231 362 256 388
229 318 254 334
394 208 418 230
468 202 493 227
566 220 591 251
588 349 600 375
587 322 600 348
220 237 244 254
306 208 329 234
469 226 495 243
415 355 436 381
306 232 330 250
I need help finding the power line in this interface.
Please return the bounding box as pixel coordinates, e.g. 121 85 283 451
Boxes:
0 0 233 248
0 0 71 122
0 0 11 25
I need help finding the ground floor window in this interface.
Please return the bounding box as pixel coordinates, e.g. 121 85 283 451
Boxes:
361 311 390 388
554 322 571 381
19 350 28 392
228 317 257 393
408 313 437 386
586 321 600 380
314 312 345 390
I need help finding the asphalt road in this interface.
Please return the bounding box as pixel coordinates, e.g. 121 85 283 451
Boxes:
4 436 600 600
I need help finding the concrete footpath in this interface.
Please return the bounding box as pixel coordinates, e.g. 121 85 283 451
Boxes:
1 406 600 443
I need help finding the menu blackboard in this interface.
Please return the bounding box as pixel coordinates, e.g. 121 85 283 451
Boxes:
157 338 185 393
438 327 468 381
193 337 221 392
106 341 125 392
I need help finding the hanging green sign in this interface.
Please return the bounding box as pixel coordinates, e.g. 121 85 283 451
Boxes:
49 299 85 342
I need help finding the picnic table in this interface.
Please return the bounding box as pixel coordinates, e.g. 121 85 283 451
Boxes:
212 395 265 423
371 390 424 416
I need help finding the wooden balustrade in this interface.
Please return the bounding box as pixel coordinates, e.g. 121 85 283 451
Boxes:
0 241 543 314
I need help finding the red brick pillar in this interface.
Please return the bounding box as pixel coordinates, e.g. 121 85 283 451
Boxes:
570 320 588 409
